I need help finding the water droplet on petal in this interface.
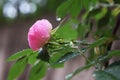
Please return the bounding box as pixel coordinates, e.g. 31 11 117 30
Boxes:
56 16 61 21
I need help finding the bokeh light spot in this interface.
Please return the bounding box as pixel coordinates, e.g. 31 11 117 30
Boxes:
3 3 17 19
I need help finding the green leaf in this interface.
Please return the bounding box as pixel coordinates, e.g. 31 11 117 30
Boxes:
7 58 27 80
56 0 98 18
28 52 38 65
95 7 107 20
68 0 82 17
109 60 120 67
94 70 117 80
77 23 90 39
114 0 120 3
99 0 109 3
92 0 98 5
7 49 33 61
49 45 75 68
87 49 96 64
83 0 97 10
29 61 47 80
105 63 120 80
56 0 71 18
56 0 82 18
94 61 120 80
112 8 120 17
85 8 101 20
56 52 79 64
55 20 78 40
49 51 65 68
88 37 108 48
97 9 111 28
107 50 120 58
83 0 90 10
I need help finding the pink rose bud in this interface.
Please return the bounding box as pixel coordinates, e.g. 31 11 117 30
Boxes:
28 19 52 51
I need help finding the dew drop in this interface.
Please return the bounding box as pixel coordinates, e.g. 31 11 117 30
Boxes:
58 59 65 63
56 16 61 21
89 6 93 11
92 74 96 77
65 73 73 79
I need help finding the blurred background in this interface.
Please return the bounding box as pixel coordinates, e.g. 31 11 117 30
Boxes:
0 0 120 80
0 0 62 80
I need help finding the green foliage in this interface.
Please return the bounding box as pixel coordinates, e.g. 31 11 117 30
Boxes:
7 0 120 80
56 0 82 18
28 52 38 65
49 52 65 68
55 20 78 40
106 50 120 58
48 40 76 68
66 62 95 80
94 70 118 80
7 49 33 61
57 0 97 18
56 51 79 64
77 23 90 39
88 37 109 48
94 61 120 80
112 7 120 17
114 0 120 3
7 58 27 80
29 61 47 80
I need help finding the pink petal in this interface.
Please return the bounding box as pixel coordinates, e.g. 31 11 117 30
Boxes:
28 19 52 51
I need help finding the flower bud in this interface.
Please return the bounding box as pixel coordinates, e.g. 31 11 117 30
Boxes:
28 19 52 51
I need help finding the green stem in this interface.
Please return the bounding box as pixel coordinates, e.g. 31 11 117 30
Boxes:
94 3 120 9
65 55 108 80
65 62 95 80
51 17 66 35
77 49 91 63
